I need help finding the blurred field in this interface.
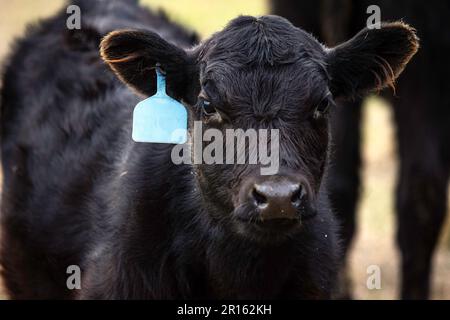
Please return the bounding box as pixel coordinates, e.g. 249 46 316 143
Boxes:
0 0 449 300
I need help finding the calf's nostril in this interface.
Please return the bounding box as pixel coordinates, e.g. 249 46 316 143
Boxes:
290 185 303 207
251 188 268 208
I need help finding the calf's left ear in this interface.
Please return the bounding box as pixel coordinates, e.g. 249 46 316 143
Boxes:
100 30 199 103
327 22 419 98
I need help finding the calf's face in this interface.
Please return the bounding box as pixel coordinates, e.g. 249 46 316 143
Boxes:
101 15 418 241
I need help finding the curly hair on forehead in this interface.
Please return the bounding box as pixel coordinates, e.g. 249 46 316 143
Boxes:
198 15 326 68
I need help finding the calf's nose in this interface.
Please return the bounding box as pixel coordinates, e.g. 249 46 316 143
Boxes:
249 178 306 221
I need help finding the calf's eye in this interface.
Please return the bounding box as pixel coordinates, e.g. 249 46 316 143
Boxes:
200 98 217 116
313 96 333 120
197 96 227 124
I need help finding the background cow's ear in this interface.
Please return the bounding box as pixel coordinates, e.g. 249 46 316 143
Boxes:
326 22 419 99
100 30 199 103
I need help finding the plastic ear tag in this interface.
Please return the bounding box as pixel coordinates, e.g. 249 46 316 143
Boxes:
132 68 187 144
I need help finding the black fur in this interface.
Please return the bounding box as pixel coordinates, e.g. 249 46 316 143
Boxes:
272 0 450 300
0 0 417 299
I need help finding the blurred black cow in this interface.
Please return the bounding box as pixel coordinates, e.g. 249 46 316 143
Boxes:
272 0 450 299
0 0 417 299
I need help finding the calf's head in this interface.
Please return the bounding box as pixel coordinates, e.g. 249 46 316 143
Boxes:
101 16 418 241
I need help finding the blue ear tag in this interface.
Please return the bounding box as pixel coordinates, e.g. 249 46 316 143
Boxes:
132 68 188 144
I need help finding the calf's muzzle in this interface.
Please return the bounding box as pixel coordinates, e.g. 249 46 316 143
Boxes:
236 174 313 228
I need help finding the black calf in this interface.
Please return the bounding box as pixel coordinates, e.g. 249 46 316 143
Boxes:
0 0 418 299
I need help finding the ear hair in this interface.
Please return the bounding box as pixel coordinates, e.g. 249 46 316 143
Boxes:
100 29 199 103
327 21 419 98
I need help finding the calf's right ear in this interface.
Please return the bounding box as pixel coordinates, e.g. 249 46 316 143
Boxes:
100 30 199 103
